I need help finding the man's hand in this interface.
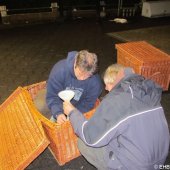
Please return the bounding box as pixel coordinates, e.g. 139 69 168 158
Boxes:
63 101 76 116
56 114 67 124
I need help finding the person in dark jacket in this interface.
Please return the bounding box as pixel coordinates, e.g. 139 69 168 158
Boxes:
44 50 102 124
63 64 169 170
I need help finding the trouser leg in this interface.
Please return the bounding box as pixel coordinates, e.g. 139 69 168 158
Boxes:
78 138 108 170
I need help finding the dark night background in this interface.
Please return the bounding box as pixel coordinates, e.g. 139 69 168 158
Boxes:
0 0 142 17
0 0 140 9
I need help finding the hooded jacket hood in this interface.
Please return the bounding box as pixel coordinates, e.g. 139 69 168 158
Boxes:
66 51 78 78
120 74 162 108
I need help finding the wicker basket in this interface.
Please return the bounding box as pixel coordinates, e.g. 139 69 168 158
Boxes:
116 41 170 91
0 87 49 170
24 81 98 165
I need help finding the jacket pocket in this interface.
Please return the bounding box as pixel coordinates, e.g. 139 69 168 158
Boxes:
107 151 124 170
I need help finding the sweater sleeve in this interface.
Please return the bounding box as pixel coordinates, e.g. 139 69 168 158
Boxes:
70 93 129 147
46 63 65 118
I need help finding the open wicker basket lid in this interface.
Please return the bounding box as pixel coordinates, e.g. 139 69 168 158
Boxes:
0 87 50 170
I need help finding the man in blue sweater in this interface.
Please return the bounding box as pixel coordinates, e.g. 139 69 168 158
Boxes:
46 50 102 124
63 64 169 170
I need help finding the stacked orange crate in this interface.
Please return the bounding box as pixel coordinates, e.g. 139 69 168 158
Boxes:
116 41 170 91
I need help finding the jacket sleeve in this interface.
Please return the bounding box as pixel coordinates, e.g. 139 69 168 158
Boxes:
46 65 65 118
75 75 103 113
70 94 129 147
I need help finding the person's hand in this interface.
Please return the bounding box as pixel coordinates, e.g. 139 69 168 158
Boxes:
63 101 76 116
56 114 67 124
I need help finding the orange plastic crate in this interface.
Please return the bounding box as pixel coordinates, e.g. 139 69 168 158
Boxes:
116 41 170 91
25 81 98 165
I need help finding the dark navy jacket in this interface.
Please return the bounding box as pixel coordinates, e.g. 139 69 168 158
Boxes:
46 51 102 118
69 69 169 170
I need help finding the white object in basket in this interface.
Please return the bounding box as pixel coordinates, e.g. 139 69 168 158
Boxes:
58 90 75 101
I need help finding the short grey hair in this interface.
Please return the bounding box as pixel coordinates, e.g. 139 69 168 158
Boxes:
103 64 125 84
75 50 98 74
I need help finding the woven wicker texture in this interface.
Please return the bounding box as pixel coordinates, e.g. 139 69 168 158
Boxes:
0 87 49 170
116 41 170 90
25 81 98 165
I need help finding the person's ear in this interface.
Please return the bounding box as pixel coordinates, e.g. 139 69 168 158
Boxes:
117 69 125 79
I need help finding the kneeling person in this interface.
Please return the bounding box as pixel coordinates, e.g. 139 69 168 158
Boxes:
63 64 169 170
